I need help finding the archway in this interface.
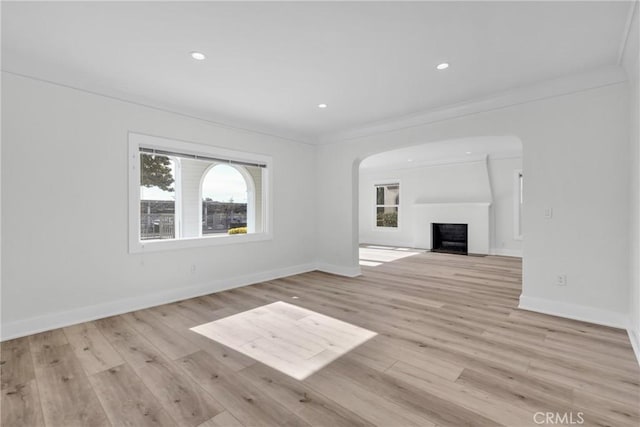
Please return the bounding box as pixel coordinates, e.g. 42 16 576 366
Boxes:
355 135 523 267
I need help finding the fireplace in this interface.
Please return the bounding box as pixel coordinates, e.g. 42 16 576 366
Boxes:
432 223 468 255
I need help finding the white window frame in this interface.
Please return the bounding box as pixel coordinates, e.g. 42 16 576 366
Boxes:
513 169 523 240
128 132 272 253
373 181 401 231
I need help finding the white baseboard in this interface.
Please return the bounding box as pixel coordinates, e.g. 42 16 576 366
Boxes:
518 295 627 329
315 262 362 278
628 327 640 366
490 248 523 258
1 262 317 341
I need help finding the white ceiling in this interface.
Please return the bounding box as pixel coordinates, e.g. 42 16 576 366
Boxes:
1 1 633 143
359 136 522 170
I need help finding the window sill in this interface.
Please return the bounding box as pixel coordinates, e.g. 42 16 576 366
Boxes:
373 226 401 232
130 232 273 253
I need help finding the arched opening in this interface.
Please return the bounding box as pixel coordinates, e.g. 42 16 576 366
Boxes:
356 135 523 266
199 164 256 235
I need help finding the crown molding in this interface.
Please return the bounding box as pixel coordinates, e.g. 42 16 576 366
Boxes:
316 65 628 145
620 1 639 80
618 0 639 65
4 62 629 148
1 70 315 146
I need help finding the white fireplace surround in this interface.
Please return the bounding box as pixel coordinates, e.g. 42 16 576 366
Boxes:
413 202 491 254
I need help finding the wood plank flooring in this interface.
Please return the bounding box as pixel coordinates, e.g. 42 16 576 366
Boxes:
2 250 639 426
190 301 377 380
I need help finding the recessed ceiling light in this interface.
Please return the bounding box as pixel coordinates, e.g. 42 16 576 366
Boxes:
436 62 449 70
318 103 328 109
466 151 472 155
407 159 414 162
190 51 206 61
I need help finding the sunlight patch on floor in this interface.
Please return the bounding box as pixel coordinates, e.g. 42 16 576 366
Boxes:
359 260 383 267
359 245 423 265
190 301 377 380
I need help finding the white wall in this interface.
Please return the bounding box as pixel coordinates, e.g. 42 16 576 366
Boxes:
360 160 490 248
622 3 639 361
488 156 523 256
1 73 317 339
318 81 630 328
2 68 636 344
359 156 522 257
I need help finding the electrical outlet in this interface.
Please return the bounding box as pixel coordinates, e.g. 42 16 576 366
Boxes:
556 274 567 286
544 207 553 219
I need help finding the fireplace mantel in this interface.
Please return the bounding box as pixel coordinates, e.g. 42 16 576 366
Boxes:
412 202 491 254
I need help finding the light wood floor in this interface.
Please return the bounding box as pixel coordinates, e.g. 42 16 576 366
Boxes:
2 251 639 426
189 301 377 380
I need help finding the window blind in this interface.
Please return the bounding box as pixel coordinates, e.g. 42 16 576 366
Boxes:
139 147 267 168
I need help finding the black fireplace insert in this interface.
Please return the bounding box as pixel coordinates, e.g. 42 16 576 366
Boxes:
432 223 468 255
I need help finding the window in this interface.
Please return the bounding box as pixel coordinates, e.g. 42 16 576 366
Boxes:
200 163 264 235
140 154 178 240
375 183 399 228
129 133 271 252
514 170 523 239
